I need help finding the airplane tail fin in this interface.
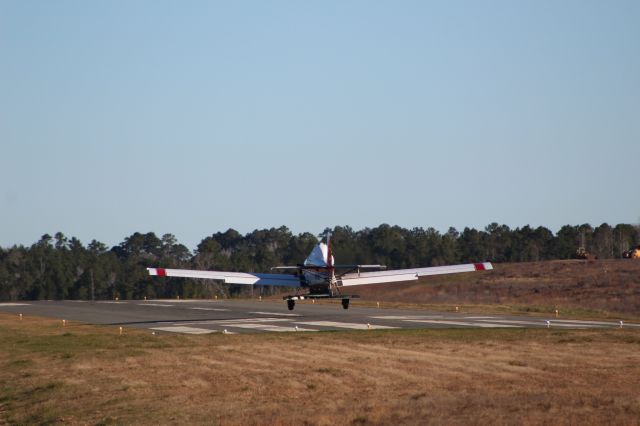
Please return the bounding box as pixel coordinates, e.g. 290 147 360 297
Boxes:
326 231 333 269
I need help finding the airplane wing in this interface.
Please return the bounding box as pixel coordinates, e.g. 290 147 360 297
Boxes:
146 268 301 287
338 262 492 286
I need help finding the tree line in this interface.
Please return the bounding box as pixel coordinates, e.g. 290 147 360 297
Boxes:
1 223 638 301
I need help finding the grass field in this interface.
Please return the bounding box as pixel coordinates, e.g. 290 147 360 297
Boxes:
353 260 640 316
1 313 639 425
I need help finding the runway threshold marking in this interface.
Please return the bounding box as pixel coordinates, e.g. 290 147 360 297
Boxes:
548 319 640 327
249 311 301 317
150 326 218 334
296 321 397 330
174 318 291 326
226 323 316 332
189 307 230 311
463 316 498 319
369 315 444 320
404 320 521 328
476 319 602 328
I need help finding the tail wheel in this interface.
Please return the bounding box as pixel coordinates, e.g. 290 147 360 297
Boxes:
341 298 350 310
287 299 295 311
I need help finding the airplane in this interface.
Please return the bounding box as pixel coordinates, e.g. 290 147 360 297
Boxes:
147 232 493 310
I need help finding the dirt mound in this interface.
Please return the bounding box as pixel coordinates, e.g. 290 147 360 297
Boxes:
354 260 640 314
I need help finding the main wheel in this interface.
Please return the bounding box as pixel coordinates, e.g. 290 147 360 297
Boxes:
287 299 295 311
341 298 350 309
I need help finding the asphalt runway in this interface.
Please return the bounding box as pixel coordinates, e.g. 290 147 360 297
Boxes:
0 299 637 334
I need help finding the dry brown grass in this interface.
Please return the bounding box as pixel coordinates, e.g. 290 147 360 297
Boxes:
1 313 640 425
352 260 640 317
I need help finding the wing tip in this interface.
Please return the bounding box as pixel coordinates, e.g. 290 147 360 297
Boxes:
147 267 167 276
474 262 493 271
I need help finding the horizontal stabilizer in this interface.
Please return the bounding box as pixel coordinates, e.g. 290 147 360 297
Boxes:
334 264 387 270
270 264 387 271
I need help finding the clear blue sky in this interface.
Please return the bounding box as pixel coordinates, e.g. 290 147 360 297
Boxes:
1 0 639 251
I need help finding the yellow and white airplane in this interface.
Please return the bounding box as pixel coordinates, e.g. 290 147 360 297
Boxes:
148 233 492 310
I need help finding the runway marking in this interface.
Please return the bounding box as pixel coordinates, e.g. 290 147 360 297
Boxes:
0 303 31 306
189 307 230 311
249 311 301 317
151 326 218 334
149 299 211 303
139 303 174 307
616 322 640 328
175 318 291 326
226 323 316 332
369 315 444 320
97 301 127 304
404 320 521 328
296 321 397 330
477 319 602 328
214 317 292 324
463 316 497 319
547 319 640 327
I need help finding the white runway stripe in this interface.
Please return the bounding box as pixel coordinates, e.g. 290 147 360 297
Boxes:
148 299 214 303
463 316 497 319
296 321 397 330
477 319 602 328
140 303 174 307
226 324 316 332
0 303 31 306
214 317 292 324
151 326 218 334
176 318 291 326
369 315 444 320
405 320 521 328
548 319 640 327
189 307 230 311
249 311 301 317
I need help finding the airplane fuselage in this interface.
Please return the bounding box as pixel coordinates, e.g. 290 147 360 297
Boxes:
298 241 335 293
301 268 335 295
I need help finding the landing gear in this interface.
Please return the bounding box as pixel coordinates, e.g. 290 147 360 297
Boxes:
283 294 357 310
